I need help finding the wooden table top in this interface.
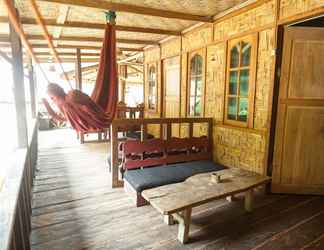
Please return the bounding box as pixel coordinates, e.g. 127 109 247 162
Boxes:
142 168 271 215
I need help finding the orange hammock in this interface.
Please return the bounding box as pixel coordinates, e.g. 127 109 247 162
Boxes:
43 22 118 133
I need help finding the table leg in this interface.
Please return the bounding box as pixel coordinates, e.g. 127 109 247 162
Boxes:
173 208 192 244
164 214 175 225
245 189 254 212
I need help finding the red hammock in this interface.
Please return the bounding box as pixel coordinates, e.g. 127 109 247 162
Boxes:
43 23 118 133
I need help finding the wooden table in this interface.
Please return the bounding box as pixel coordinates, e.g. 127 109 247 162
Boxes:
142 168 271 244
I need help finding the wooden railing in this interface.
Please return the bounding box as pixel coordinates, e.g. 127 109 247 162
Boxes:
109 117 213 188
0 120 38 250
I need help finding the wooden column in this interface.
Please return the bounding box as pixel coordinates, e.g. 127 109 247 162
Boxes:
75 48 82 90
27 57 37 118
119 65 127 102
9 9 28 148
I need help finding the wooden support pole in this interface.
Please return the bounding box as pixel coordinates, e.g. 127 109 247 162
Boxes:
119 65 127 102
27 57 37 118
110 123 120 188
75 48 82 90
245 189 254 212
9 10 28 148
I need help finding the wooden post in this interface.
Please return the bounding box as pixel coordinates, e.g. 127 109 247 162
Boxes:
9 9 28 148
27 57 37 118
75 48 82 90
245 189 254 212
119 65 127 102
110 123 120 188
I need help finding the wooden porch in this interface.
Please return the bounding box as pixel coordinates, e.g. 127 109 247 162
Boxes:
30 129 324 250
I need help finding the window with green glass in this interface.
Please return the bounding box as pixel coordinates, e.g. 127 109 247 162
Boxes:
148 65 157 110
225 35 256 127
188 54 203 117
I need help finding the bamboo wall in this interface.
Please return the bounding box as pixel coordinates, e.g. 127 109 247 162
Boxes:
144 0 324 175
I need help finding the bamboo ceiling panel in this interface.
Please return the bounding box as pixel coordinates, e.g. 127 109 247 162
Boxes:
16 1 60 19
22 24 59 35
60 28 166 41
67 6 195 31
104 0 248 16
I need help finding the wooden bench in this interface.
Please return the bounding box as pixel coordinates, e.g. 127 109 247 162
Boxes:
142 168 271 244
122 137 218 206
110 118 213 188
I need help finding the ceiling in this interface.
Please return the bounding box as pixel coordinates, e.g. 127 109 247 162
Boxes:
0 0 250 63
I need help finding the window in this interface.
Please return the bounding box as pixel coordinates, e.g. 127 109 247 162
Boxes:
188 53 204 117
148 64 157 111
225 35 257 127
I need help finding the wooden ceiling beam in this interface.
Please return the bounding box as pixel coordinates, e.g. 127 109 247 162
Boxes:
26 34 158 45
39 0 213 22
35 52 100 56
0 16 180 36
0 40 144 51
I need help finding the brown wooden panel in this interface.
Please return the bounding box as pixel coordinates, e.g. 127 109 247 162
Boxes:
281 106 324 185
163 56 181 137
289 40 324 99
272 27 324 195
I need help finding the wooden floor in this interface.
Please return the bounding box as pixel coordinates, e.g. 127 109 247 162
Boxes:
31 129 324 250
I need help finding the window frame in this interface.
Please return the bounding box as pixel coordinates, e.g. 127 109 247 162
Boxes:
147 62 158 112
224 34 258 128
187 49 206 117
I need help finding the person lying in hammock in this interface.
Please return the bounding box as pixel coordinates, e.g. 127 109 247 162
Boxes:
42 83 111 132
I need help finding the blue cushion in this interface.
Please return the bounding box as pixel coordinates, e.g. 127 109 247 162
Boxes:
124 160 225 192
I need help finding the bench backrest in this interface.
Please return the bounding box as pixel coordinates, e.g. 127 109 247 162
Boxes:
122 137 211 170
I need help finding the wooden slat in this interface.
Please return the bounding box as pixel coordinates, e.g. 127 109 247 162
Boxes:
39 0 214 22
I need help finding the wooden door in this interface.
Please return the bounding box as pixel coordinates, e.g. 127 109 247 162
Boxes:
163 56 180 137
272 27 324 194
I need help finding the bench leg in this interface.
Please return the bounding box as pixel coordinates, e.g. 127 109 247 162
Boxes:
245 189 254 212
173 208 192 244
164 215 175 225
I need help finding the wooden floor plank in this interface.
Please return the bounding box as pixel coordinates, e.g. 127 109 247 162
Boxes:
31 129 324 250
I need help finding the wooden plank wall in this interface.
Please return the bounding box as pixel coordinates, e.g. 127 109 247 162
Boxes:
143 0 324 175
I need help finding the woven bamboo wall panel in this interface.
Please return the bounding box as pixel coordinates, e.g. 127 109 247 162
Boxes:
182 24 213 52
279 0 324 20
205 43 226 122
144 47 160 63
161 38 181 59
214 0 275 42
254 28 275 130
214 127 266 174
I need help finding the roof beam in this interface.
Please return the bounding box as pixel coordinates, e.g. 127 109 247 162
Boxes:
52 5 70 40
0 40 144 51
35 51 100 56
26 34 159 45
0 16 181 36
39 0 213 22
